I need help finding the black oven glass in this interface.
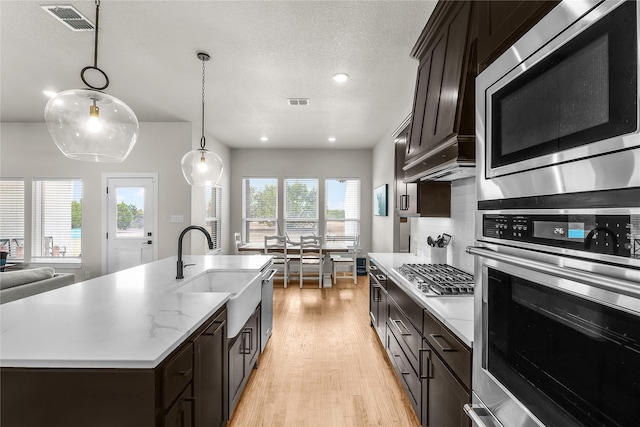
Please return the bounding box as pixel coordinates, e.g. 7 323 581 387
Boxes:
491 1 637 169
487 268 640 426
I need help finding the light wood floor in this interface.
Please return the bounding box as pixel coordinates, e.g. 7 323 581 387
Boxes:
228 275 421 427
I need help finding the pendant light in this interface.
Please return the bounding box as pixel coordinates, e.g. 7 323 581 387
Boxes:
44 0 139 162
180 52 224 186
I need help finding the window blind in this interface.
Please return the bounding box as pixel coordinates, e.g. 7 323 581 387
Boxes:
0 179 25 260
32 179 82 258
325 178 360 238
205 186 222 251
285 178 318 240
242 178 278 243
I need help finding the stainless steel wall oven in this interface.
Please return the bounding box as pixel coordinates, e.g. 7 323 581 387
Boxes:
470 1 640 426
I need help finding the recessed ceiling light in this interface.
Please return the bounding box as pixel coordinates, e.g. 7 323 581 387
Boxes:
43 90 58 98
260 136 269 142
328 137 337 142
332 73 349 83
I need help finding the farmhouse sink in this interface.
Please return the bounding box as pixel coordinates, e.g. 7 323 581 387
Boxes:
168 271 262 338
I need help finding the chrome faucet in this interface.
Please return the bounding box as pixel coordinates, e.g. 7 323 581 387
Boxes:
177 226 214 279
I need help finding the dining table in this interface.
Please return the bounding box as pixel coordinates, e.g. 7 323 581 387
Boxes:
238 240 355 286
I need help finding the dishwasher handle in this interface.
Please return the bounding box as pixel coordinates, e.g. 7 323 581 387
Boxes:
262 269 277 283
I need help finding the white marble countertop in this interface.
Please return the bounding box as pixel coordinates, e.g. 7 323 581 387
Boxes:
0 255 272 369
368 253 474 347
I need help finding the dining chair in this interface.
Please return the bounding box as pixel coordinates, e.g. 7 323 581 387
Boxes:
298 235 323 288
331 233 359 284
264 235 290 287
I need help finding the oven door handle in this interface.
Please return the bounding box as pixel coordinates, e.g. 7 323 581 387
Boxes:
463 404 490 427
467 246 640 298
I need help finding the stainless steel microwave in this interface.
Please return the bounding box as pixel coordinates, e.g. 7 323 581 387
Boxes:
476 0 640 203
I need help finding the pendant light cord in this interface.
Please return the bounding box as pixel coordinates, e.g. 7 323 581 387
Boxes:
201 57 206 150
81 0 109 90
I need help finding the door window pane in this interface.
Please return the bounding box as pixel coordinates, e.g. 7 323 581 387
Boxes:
115 187 145 238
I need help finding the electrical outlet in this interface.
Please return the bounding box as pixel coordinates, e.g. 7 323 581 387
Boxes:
84 270 90 279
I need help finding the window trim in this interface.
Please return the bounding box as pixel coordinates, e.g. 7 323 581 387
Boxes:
205 185 223 254
242 177 279 244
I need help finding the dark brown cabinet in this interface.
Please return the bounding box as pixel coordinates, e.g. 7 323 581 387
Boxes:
229 304 261 416
477 1 560 72
193 312 228 427
375 274 472 427
405 1 476 183
0 306 228 427
421 344 470 427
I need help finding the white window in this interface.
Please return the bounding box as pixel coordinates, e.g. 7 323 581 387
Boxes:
242 178 278 243
32 179 82 259
0 179 25 261
284 178 318 241
325 178 360 240
205 186 222 252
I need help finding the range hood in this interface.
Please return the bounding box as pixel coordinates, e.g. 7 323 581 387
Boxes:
403 135 475 183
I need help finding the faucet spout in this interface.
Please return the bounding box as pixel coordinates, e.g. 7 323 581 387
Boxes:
177 225 214 279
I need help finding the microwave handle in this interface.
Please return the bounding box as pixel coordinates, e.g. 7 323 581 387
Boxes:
466 246 640 299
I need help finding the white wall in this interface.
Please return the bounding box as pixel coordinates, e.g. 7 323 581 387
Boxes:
410 178 476 274
371 107 412 253
0 122 194 280
189 123 231 255
229 148 373 254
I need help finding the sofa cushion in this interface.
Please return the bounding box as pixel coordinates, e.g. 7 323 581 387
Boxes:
0 267 55 290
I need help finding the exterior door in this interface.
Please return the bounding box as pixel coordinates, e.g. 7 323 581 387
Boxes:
104 175 158 274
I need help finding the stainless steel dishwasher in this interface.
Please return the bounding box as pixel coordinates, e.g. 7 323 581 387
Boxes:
261 266 276 352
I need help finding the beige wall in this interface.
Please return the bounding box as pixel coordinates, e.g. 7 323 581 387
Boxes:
229 148 373 254
0 122 196 280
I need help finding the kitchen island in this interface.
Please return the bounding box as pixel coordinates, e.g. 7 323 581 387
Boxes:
0 254 272 427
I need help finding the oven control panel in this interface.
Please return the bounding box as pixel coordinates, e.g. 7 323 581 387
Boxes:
483 214 638 258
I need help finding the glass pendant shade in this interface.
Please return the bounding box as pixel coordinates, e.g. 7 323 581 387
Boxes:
44 89 139 162
181 148 223 186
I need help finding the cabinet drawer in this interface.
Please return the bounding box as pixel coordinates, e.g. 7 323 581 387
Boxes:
163 384 194 427
388 300 422 371
423 310 471 390
387 278 423 333
162 342 194 409
386 328 421 416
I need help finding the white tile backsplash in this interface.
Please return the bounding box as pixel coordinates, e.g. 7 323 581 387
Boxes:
410 178 476 274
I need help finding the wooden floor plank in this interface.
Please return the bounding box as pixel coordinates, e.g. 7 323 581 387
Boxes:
228 275 421 427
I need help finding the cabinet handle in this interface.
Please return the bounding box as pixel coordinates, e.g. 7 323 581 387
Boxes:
202 321 224 336
393 354 411 375
177 369 192 377
242 330 251 354
418 348 432 379
183 396 196 402
373 286 382 302
429 334 454 352
391 319 412 336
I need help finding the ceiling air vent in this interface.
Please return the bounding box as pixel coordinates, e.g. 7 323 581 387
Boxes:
287 98 309 106
41 5 95 31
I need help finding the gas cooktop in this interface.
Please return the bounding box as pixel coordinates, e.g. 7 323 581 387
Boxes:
395 263 474 296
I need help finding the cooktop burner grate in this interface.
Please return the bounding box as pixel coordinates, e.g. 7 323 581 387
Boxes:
397 263 474 296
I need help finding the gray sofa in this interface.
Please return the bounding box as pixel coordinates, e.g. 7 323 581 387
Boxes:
0 267 76 304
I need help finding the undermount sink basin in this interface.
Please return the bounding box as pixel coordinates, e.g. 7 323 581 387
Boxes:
168 271 262 338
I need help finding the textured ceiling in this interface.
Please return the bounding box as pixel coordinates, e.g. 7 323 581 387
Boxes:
0 1 436 149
